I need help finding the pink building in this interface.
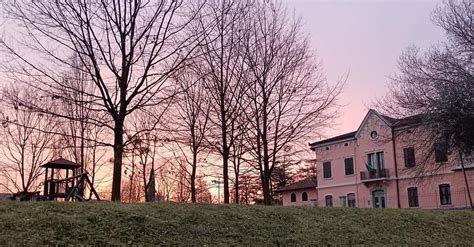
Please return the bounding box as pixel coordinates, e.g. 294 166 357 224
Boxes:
275 178 317 206
308 109 474 209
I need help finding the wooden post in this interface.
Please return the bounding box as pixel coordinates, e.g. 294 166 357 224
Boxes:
72 168 76 201
43 168 49 199
49 168 55 201
66 169 69 195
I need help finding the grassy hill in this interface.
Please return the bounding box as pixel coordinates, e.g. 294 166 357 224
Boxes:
0 202 473 245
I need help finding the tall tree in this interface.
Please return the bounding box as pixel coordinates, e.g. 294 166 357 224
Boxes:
382 0 473 209
195 0 251 203
0 1 203 201
172 63 211 203
243 1 341 205
230 130 249 204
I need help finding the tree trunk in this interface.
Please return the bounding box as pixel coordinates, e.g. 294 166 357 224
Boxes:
111 117 124 202
234 174 239 204
223 148 230 204
262 172 272 205
79 107 85 197
129 155 135 203
191 151 197 203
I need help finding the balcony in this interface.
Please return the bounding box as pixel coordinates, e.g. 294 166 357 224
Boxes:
360 169 389 182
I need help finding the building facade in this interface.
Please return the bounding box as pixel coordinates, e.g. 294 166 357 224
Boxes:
275 178 317 206
309 109 473 209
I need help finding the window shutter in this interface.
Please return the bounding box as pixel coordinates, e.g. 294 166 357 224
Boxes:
344 158 354 175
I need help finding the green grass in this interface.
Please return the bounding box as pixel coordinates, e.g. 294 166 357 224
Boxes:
0 202 473 245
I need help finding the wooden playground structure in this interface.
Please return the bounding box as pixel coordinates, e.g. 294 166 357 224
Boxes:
41 158 100 201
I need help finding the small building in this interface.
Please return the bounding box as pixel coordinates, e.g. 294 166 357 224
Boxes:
275 178 318 206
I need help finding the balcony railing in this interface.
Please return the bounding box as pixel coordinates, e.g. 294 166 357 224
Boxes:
360 169 389 181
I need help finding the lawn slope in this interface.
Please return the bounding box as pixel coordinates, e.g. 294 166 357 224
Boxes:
0 202 473 245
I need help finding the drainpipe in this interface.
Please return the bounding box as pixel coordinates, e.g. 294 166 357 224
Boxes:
391 127 401 208
354 140 359 208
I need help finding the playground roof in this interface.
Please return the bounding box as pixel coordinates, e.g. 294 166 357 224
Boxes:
41 158 81 169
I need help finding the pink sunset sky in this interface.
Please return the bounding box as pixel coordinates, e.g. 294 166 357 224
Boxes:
0 0 446 140
284 0 445 140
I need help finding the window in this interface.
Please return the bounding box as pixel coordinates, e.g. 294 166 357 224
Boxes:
325 195 333 207
339 196 347 207
439 184 451 205
404 147 416 167
302 192 308 202
370 130 378 140
434 143 448 163
370 130 379 140
407 187 419 207
323 161 332 178
347 193 356 208
367 151 384 170
344 157 354 175
290 193 296 202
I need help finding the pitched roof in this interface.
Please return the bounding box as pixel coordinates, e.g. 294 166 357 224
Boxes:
309 131 356 147
309 110 424 148
274 178 317 193
390 114 424 127
40 158 81 169
379 115 398 125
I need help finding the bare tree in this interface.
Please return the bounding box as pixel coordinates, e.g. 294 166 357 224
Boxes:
194 0 252 204
171 62 211 203
381 0 473 209
237 172 261 204
125 110 162 202
0 88 56 193
242 1 341 205
84 123 109 199
195 175 213 203
121 172 144 203
0 1 204 201
230 124 251 204
53 55 110 197
156 159 176 202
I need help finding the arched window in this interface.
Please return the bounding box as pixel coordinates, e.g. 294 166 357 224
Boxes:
290 193 296 202
302 192 308 201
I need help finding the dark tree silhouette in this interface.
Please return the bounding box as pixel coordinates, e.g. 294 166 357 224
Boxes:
193 0 251 204
0 1 204 201
242 1 341 205
171 61 210 203
381 0 473 209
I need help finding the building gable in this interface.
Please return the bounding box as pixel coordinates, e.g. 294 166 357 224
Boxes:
354 109 393 139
